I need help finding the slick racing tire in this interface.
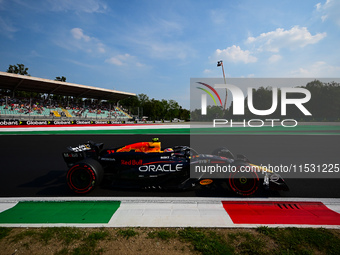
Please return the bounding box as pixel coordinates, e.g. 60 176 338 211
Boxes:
228 164 259 196
66 158 104 194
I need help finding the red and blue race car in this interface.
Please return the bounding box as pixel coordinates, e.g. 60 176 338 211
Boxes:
62 138 289 196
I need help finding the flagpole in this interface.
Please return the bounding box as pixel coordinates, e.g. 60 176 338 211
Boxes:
217 60 227 110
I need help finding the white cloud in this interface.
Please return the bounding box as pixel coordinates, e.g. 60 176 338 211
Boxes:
54 27 106 55
246 26 326 52
47 0 108 13
71 28 91 42
106 56 124 66
268 54 282 63
215 45 257 64
105 54 144 67
315 2 322 11
66 28 105 53
97 43 105 53
316 0 340 26
291 61 340 77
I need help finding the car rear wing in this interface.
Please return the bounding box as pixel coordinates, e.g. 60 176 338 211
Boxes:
67 141 104 152
62 141 104 167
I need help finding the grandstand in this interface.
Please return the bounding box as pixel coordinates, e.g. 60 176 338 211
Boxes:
0 71 135 122
0 104 130 121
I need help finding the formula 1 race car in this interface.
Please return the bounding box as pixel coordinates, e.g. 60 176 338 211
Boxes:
62 138 289 196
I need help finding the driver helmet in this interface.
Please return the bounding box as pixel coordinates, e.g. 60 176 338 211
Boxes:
163 148 174 152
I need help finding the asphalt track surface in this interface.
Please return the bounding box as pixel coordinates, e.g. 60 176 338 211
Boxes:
1 134 339 198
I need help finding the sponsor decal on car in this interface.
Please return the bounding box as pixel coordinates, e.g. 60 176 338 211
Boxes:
69 144 91 152
199 179 213 185
121 159 143 165
101 158 115 161
139 164 183 172
63 152 82 158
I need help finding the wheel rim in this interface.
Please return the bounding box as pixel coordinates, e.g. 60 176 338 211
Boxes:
229 169 259 196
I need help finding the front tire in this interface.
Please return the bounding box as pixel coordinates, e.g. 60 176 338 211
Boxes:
228 164 259 196
66 158 103 194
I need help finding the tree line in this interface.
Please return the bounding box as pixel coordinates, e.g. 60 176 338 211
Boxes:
119 94 190 121
191 80 340 122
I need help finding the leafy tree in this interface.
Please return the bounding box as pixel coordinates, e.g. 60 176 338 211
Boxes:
7 64 30 75
179 108 190 120
167 100 180 120
55 76 67 82
137 94 149 107
119 93 188 120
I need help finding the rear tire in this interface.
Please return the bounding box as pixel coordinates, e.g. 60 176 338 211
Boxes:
228 164 259 196
66 158 104 194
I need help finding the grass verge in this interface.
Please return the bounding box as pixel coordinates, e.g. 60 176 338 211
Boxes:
0 227 339 254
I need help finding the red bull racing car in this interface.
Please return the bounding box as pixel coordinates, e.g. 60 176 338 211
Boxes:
62 138 289 196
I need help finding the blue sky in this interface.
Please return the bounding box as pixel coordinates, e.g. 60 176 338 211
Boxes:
0 0 339 109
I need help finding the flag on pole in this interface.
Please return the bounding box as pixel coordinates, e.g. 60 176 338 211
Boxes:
217 60 223 67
